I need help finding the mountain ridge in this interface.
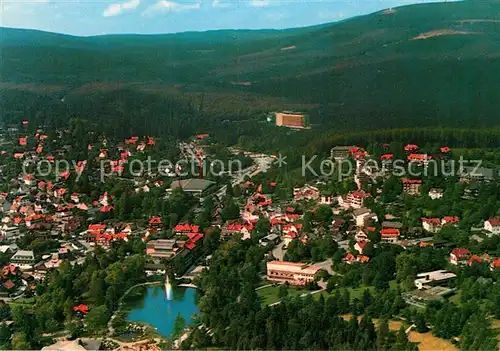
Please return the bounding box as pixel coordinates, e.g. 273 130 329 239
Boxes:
1 0 500 132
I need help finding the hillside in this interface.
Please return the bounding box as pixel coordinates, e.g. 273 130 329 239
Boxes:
1 0 500 132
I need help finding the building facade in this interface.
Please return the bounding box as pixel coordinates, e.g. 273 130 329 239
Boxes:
266 261 320 285
275 112 306 129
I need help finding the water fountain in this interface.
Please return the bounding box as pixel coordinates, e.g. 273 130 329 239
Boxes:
165 275 173 301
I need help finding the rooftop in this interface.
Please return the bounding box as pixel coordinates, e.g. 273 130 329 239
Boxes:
170 178 216 192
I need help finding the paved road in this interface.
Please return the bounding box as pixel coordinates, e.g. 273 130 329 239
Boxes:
314 259 337 276
271 241 286 261
268 288 326 306
214 154 274 199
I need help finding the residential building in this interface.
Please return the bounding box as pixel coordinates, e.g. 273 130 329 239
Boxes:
174 223 200 236
484 217 500 234
458 166 496 182
266 261 321 285
282 223 302 246
293 184 319 201
422 218 442 233
407 153 430 165
449 248 470 265
442 216 459 226
10 250 35 270
404 144 419 152
344 253 370 264
340 190 370 209
490 258 500 271
259 233 280 246
414 270 457 290
319 195 335 205
331 146 357 160
355 230 368 241
381 221 403 229
352 207 376 227
354 240 368 254
0 226 20 240
380 228 400 244
283 231 298 247
428 188 444 200
467 255 483 266
222 222 253 240
402 178 422 196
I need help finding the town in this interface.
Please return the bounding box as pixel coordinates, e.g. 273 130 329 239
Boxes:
0 118 499 351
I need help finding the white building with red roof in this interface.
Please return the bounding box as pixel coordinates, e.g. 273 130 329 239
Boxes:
490 258 500 271
442 216 459 226
380 228 400 244
222 222 253 240
484 217 500 234
354 240 368 254
293 184 319 201
450 248 470 266
174 223 200 235
422 218 442 233
402 178 422 196
339 190 370 209
344 253 370 264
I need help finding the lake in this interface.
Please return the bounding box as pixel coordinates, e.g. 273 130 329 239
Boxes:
126 285 199 338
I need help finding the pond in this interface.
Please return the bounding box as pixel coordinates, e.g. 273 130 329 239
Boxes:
126 285 199 338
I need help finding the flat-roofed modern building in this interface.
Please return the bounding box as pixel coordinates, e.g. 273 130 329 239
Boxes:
275 112 306 129
168 178 216 197
266 261 321 285
10 250 35 270
331 146 356 160
414 269 457 290
146 239 177 259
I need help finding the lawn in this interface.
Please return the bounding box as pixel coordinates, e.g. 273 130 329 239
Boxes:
256 285 311 305
313 280 398 302
8 297 35 306
449 290 461 305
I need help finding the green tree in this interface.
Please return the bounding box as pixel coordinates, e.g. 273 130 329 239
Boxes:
278 284 289 299
174 313 186 336
85 305 109 333
11 332 30 350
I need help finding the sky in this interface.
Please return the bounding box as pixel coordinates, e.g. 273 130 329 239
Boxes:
0 0 442 36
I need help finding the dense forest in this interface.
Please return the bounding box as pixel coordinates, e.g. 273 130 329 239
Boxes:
191 238 415 350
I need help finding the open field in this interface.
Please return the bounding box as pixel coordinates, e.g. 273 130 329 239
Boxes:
341 315 458 351
313 280 398 302
407 331 458 351
7 297 35 307
256 284 311 305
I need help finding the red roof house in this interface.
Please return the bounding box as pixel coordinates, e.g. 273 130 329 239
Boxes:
73 304 89 315
149 216 162 226
450 248 470 266
467 255 483 266
404 144 418 152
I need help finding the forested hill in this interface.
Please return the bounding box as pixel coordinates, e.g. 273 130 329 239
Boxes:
2 0 500 132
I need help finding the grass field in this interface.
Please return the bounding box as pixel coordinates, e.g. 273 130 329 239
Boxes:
7 297 35 306
256 285 312 305
313 281 398 302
